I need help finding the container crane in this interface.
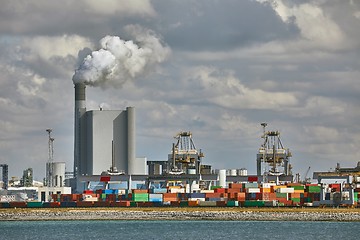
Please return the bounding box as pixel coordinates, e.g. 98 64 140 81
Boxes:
256 123 292 177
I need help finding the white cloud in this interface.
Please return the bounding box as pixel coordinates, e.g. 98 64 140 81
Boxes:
187 66 298 110
21 35 93 61
260 0 345 49
84 0 156 16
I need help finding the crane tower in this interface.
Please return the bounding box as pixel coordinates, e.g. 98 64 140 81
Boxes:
168 131 204 174
46 129 54 187
256 123 292 177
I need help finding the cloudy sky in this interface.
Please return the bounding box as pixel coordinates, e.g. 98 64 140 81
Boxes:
0 0 359 180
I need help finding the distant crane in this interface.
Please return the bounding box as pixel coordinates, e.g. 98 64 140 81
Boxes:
256 123 292 177
0 164 8 190
46 129 54 187
168 131 204 175
303 166 311 184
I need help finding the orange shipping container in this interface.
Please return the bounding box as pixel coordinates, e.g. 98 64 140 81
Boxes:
235 192 246 201
226 188 241 193
188 200 199 207
260 188 271 193
132 189 148 193
205 193 223 198
289 193 301 199
229 183 243 189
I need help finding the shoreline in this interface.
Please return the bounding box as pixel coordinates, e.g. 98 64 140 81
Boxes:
1 207 360 221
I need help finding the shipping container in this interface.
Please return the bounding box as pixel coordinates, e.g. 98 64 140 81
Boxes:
76 201 94 207
9 202 27 208
277 187 294 193
216 201 227 207
189 193 206 199
228 183 243 189
306 186 321 193
227 200 239 207
151 188 168 194
198 201 217 207
27 201 43 208
244 200 265 207
188 200 199 207
132 193 149 202
246 188 260 193
149 193 163 202
244 182 259 188
60 202 77 208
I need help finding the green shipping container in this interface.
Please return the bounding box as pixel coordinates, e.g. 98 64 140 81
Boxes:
27 202 43 208
210 186 222 190
179 201 189 207
132 193 149 202
244 200 265 207
130 201 137 207
306 186 321 193
227 201 239 207
276 193 287 198
293 186 305 191
292 198 301 203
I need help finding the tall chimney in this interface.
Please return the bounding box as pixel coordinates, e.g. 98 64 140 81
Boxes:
127 106 136 175
74 83 86 177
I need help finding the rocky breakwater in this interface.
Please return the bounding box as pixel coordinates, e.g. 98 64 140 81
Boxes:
0 208 359 221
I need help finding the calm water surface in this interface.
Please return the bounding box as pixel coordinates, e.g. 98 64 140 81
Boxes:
0 220 358 239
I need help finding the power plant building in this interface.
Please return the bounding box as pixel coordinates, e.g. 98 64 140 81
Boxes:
74 83 137 177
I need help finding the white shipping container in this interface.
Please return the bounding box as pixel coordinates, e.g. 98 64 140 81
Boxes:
149 194 163 200
200 190 215 193
356 177 360 183
189 198 206 201
118 189 127 195
246 188 261 193
277 187 294 193
169 188 185 193
262 183 276 188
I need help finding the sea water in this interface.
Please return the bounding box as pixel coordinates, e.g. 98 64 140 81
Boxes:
0 220 358 239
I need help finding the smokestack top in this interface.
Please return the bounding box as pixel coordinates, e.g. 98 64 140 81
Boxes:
74 83 86 101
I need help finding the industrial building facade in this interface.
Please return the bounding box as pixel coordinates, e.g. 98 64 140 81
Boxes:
74 83 136 177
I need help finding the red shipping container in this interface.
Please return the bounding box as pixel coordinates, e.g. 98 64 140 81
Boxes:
216 201 227 207
9 202 27 208
214 188 226 193
117 201 131 207
170 201 180 207
100 176 111 182
260 193 277 201
227 193 236 200
248 176 258 182
50 202 60 208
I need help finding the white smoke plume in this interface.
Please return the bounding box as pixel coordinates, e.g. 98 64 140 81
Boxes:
72 25 170 87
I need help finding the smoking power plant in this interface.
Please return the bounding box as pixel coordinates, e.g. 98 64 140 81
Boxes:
1 32 359 208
